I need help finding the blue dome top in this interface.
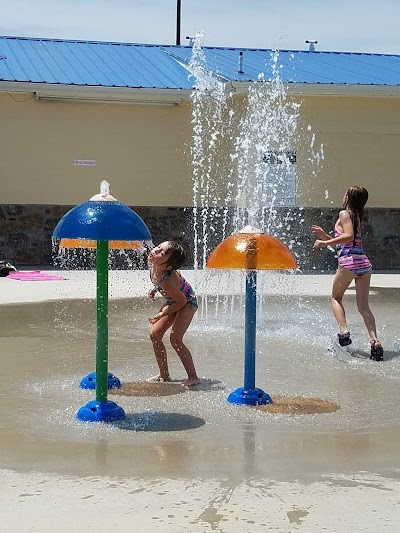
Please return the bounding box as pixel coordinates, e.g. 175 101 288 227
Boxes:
52 201 151 241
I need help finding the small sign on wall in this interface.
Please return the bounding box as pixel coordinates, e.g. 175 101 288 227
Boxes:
74 160 96 166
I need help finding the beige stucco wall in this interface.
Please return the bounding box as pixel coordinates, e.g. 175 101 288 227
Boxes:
297 95 400 207
0 92 193 206
1 90 400 208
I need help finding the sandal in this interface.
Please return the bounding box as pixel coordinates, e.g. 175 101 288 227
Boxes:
338 332 352 347
370 340 384 361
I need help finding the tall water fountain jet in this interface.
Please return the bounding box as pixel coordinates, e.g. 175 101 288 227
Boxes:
189 39 323 270
189 32 233 270
234 54 300 234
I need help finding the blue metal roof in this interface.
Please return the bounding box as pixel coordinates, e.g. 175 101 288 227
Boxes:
164 46 400 86
0 36 399 89
0 36 192 89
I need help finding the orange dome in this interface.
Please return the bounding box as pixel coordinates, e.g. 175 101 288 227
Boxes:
59 239 143 250
206 229 297 270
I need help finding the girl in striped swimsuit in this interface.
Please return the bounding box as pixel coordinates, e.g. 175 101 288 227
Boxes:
312 186 384 361
147 241 200 386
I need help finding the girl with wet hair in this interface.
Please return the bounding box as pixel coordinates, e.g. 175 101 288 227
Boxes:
164 241 186 271
311 186 383 361
146 241 200 386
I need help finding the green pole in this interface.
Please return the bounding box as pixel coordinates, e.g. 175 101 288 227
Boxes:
96 240 109 403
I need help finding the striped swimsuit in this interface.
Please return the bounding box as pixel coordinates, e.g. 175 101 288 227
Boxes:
152 269 198 308
334 220 372 277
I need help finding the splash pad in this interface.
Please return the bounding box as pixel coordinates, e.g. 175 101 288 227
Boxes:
1 280 399 479
1 37 399 531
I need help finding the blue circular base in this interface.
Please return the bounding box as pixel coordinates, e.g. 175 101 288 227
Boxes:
76 400 126 422
79 372 121 390
227 387 273 406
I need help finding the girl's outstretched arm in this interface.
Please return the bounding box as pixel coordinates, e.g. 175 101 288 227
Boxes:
311 225 331 240
313 210 354 248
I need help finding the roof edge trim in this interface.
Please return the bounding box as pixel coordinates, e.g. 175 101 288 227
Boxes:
0 82 193 101
231 82 400 97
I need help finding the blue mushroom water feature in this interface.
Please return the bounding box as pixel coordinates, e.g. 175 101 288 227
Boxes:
206 225 297 406
53 181 151 422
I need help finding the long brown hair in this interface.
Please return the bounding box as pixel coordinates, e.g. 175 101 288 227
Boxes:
343 186 369 243
165 241 186 270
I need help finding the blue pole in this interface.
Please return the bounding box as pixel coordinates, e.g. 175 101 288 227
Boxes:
244 270 257 390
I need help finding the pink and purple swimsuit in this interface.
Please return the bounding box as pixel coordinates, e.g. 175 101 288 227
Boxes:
152 269 198 308
334 220 372 277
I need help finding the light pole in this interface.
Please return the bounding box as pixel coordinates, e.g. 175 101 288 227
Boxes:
176 0 181 45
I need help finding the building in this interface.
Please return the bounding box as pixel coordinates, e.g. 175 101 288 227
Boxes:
1 36 399 269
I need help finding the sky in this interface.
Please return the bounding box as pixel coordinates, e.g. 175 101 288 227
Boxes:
0 0 399 55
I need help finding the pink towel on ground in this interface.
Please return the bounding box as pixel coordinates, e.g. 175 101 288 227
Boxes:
7 270 67 281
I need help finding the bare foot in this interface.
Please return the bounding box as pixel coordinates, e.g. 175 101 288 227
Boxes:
181 378 201 387
146 374 171 383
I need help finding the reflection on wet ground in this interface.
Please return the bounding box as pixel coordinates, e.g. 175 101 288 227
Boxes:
0 293 399 482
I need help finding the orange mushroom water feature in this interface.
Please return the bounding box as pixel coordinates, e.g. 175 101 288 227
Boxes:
206 225 297 405
207 226 297 271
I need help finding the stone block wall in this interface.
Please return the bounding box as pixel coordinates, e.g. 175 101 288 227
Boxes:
1 204 399 271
